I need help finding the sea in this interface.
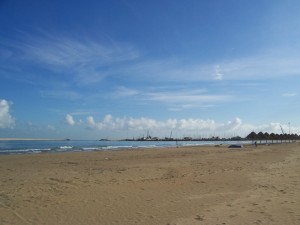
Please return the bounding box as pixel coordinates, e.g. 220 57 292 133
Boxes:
0 140 253 155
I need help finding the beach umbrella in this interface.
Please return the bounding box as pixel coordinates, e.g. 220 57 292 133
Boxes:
275 133 280 143
264 132 270 143
292 133 300 140
270 133 276 144
246 131 258 143
279 134 284 143
246 131 257 139
257 132 265 144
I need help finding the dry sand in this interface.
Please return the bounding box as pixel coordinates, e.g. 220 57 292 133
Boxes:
1 143 300 225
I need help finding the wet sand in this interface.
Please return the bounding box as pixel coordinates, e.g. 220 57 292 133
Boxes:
1 143 300 225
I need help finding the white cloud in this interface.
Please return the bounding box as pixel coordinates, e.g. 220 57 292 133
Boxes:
0 99 15 129
127 117 160 130
65 114 76 126
87 116 95 127
226 117 242 130
83 115 250 136
87 116 103 129
103 114 113 123
87 115 126 130
255 122 295 134
65 114 300 138
177 118 217 131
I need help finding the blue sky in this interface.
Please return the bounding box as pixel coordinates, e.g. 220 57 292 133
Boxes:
1 0 300 139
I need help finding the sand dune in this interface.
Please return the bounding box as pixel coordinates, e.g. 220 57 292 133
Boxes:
1 143 300 225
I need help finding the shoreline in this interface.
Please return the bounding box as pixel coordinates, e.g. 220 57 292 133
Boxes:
0 139 253 155
1 143 299 225
1 138 296 156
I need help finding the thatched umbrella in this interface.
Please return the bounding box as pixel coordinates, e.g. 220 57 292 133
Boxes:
270 133 276 144
246 131 258 143
279 134 284 143
264 132 270 144
275 133 280 143
257 132 265 144
291 133 299 141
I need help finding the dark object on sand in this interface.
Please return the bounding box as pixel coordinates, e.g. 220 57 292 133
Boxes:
228 144 243 148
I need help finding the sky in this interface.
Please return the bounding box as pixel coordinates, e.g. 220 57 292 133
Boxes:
1 0 300 139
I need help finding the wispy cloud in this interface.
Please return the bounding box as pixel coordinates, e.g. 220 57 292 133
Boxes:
25 36 138 67
47 125 56 131
282 92 297 97
112 87 232 110
3 31 300 113
119 58 213 82
113 86 140 98
213 65 223 80
119 47 300 82
3 32 300 87
216 51 300 80
145 90 230 105
2 32 140 85
40 90 82 100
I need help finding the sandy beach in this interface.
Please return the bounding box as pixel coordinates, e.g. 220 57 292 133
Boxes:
1 143 300 225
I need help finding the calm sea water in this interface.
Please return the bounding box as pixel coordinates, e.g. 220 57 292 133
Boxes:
0 140 252 155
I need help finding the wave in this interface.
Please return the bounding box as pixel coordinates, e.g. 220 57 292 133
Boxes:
0 148 52 154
